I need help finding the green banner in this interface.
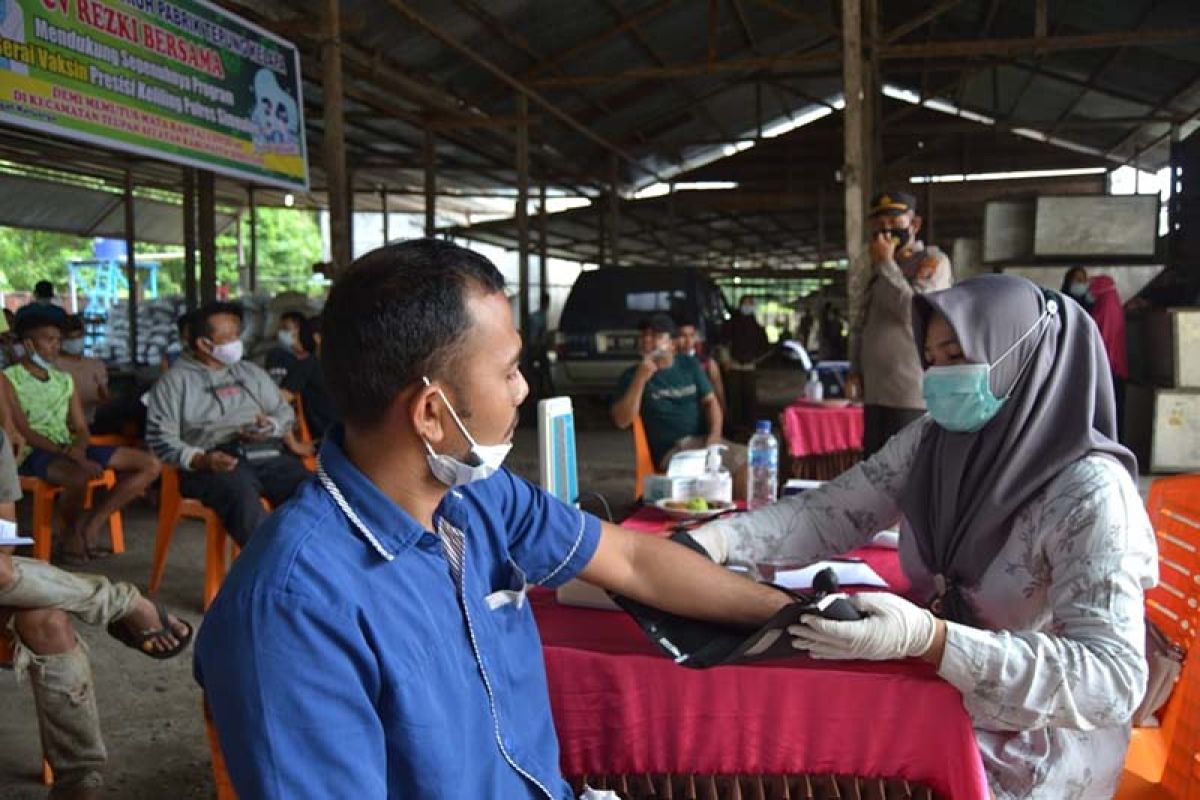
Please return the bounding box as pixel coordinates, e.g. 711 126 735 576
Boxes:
0 0 308 189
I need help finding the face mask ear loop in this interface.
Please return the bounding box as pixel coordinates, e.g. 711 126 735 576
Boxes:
421 376 480 449
992 300 1058 400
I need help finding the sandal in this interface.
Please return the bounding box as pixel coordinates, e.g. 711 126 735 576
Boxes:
107 602 194 661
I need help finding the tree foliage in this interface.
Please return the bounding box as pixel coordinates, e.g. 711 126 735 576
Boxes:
0 207 323 297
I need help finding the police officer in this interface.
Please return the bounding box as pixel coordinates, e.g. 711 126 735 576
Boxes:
849 191 953 456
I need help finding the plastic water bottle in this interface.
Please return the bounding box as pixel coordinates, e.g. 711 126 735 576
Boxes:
746 420 779 510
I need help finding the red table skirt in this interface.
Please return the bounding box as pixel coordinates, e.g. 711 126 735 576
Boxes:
780 402 864 458
568 772 936 799
535 515 988 799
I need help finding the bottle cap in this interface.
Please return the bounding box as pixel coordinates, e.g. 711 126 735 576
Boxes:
755 420 772 433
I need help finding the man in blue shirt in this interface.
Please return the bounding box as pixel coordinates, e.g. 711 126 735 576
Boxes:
194 239 790 799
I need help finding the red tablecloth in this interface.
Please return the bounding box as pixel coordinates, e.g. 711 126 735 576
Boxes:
780 401 864 458
533 506 989 799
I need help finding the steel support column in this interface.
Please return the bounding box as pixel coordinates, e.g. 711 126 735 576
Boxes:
198 172 217 305
182 168 197 311
323 0 351 271
123 170 138 363
516 93 531 339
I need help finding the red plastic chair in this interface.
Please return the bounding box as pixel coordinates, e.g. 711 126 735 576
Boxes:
632 416 660 500
204 698 238 800
1117 474 1200 798
19 472 124 562
149 465 253 610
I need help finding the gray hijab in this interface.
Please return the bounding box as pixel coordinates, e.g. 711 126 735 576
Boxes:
902 273 1136 626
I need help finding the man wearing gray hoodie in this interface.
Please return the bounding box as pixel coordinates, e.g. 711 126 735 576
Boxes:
145 302 311 545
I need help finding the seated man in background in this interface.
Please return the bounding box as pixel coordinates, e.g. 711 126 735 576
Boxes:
15 280 68 329
4 314 160 563
265 311 335 440
162 311 194 368
54 315 109 426
611 313 746 494
674 314 726 416
145 302 310 546
0 394 192 797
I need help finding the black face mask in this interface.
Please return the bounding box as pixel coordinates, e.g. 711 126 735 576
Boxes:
883 227 911 247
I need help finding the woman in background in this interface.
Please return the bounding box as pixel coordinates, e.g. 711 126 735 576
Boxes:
1088 275 1127 439
1061 267 1095 312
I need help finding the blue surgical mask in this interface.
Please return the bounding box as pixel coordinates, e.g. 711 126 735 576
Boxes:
922 300 1057 433
30 351 53 371
1067 281 1089 297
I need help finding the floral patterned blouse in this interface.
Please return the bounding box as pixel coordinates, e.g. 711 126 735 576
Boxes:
700 417 1157 798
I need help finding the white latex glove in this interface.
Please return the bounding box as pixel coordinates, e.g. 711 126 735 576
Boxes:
687 525 728 564
787 592 938 661
579 788 621 799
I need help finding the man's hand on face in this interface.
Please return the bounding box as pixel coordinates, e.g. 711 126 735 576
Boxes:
637 352 663 379
869 230 898 266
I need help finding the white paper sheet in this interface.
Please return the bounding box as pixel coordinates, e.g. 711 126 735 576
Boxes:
0 518 33 546
774 560 889 590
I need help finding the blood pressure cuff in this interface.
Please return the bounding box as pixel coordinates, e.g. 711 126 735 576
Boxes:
608 531 819 669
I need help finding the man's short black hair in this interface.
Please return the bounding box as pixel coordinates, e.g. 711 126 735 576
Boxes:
63 314 84 335
33 280 53 299
672 313 698 330
189 302 244 349
175 311 194 338
280 310 307 328
16 310 63 340
321 238 506 429
639 313 676 336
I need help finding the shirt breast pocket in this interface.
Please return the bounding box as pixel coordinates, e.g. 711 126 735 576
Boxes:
484 559 529 612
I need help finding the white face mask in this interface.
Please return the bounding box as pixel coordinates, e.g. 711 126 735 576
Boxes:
210 339 244 366
421 376 513 487
30 351 53 370
61 338 85 356
277 329 296 349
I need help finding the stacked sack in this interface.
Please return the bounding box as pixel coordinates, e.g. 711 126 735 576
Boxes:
99 293 321 367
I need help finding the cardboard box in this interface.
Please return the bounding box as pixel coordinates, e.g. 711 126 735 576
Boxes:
643 475 699 503
1150 389 1200 473
1126 384 1200 473
1138 309 1200 388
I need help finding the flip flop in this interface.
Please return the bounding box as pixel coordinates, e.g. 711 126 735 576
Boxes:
107 602 194 661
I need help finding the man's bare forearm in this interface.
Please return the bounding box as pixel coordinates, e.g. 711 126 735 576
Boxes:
586 523 789 627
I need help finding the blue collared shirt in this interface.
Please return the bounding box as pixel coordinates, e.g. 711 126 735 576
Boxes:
194 427 602 799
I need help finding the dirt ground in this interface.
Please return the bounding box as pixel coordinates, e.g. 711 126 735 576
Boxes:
0 366 808 799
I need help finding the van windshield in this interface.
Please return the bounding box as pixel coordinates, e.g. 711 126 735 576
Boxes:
560 272 699 331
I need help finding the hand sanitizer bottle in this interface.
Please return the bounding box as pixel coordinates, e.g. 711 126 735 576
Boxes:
695 444 733 503
804 369 824 402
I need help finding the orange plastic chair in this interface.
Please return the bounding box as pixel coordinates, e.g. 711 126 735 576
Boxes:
290 395 317 472
1117 474 1200 798
19 472 125 562
204 698 238 800
0 620 54 785
632 415 660 500
149 465 248 610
